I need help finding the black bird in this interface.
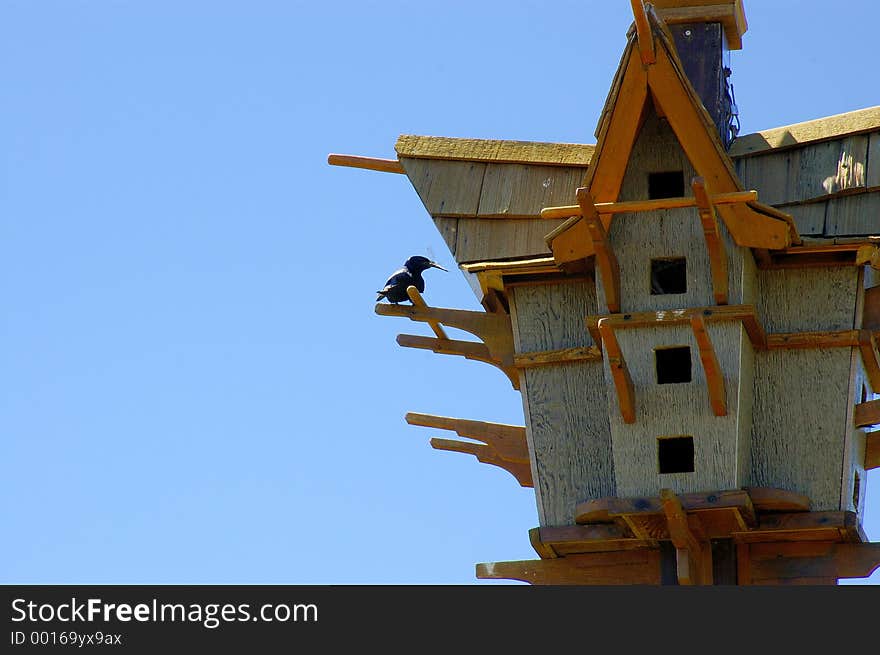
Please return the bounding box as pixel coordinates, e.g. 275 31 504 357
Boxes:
376 255 447 303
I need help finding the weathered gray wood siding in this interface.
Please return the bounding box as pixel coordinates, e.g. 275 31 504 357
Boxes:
749 266 861 510
509 281 615 526
606 322 753 497
399 157 586 263
732 130 880 236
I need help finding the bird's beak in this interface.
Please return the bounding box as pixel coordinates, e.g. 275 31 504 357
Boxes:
429 261 448 272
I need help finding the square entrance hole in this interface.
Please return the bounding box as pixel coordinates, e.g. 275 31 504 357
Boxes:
655 346 692 384
658 436 695 474
648 171 685 199
651 257 687 295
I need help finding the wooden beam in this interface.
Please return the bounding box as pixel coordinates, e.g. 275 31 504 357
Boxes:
587 305 767 349
749 542 880 582
858 329 880 392
854 399 880 428
742 487 811 512
630 0 656 65
513 345 602 368
733 511 857 545
429 438 532 487
863 285 880 331
766 330 860 350
326 153 405 174
406 286 448 339
660 489 711 585
404 412 528 463
866 431 880 471
541 190 758 220
475 550 662 585
598 319 636 423
690 314 727 416
529 525 651 557
395 334 520 389
692 177 729 305
376 303 515 367
577 188 621 312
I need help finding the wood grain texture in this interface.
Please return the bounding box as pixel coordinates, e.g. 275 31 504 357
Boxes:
477 164 584 218
867 431 880 470
749 349 852 510
868 132 880 189
399 157 485 217
755 266 859 333
734 135 869 206
824 192 880 236
475 550 662 585
454 217 563 263
510 282 615 526
729 107 880 157
605 322 752 498
395 134 594 166
785 202 826 237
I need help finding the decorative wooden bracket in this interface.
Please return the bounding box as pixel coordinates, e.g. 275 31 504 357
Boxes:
376 299 515 368
866 431 880 471
396 334 520 389
692 177 729 305
404 413 531 487
690 314 727 416
858 329 880 392
660 489 712 585
630 0 656 65
597 318 636 423
747 542 880 584
476 550 662 585
404 413 529 462
577 187 621 313
406 287 448 339
429 438 532 487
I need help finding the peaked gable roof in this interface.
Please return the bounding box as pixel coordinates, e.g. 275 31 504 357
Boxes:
546 6 796 269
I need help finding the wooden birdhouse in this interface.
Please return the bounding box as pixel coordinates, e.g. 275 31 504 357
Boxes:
330 0 880 584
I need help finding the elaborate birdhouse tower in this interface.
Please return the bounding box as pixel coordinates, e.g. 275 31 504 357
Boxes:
331 0 880 584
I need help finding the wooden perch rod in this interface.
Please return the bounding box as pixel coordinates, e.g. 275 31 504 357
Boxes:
541 190 758 220
406 286 448 339
327 153 405 174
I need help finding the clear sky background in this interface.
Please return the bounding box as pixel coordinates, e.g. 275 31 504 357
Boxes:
2 0 879 585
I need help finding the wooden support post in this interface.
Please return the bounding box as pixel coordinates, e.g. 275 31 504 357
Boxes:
858 329 880 393
866 431 880 471
854 399 880 428
326 153 405 174
406 286 448 340
692 177 729 305
690 314 727 416
597 318 636 423
429 438 533 487
660 489 712 585
577 187 621 313
630 0 656 65
395 334 520 389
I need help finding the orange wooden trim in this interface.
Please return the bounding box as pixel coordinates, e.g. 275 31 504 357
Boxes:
530 525 651 557
766 330 860 350
866 431 880 471
858 330 880 393
396 334 520 389
743 487 811 512
749 542 880 582
404 412 528 463
630 0 656 65
660 489 710 585
597 319 636 423
586 304 767 349
577 188 621 312
513 345 603 368
575 489 758 527
690 314 727 416
540 190 758 220
692 177 729 305
429 438 533 487
327 153 405 174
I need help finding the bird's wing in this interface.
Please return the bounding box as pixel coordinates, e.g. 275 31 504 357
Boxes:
381 268 410 289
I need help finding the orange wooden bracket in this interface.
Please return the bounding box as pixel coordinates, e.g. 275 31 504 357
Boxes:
429 438 533 487
866 431 880 471
692 177 729 305
858 329 880 393
597 318 636 423
396 334 520 389
577 187 621 313
404 412 528 463
690 314 727 416
406 286 448 339
630 0 656 65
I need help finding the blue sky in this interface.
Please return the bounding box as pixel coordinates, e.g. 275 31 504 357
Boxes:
2 1 878 585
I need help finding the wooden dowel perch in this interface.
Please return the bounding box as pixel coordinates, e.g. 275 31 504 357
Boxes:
541 190 758 220
406 286 448 339
327 153 405 174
